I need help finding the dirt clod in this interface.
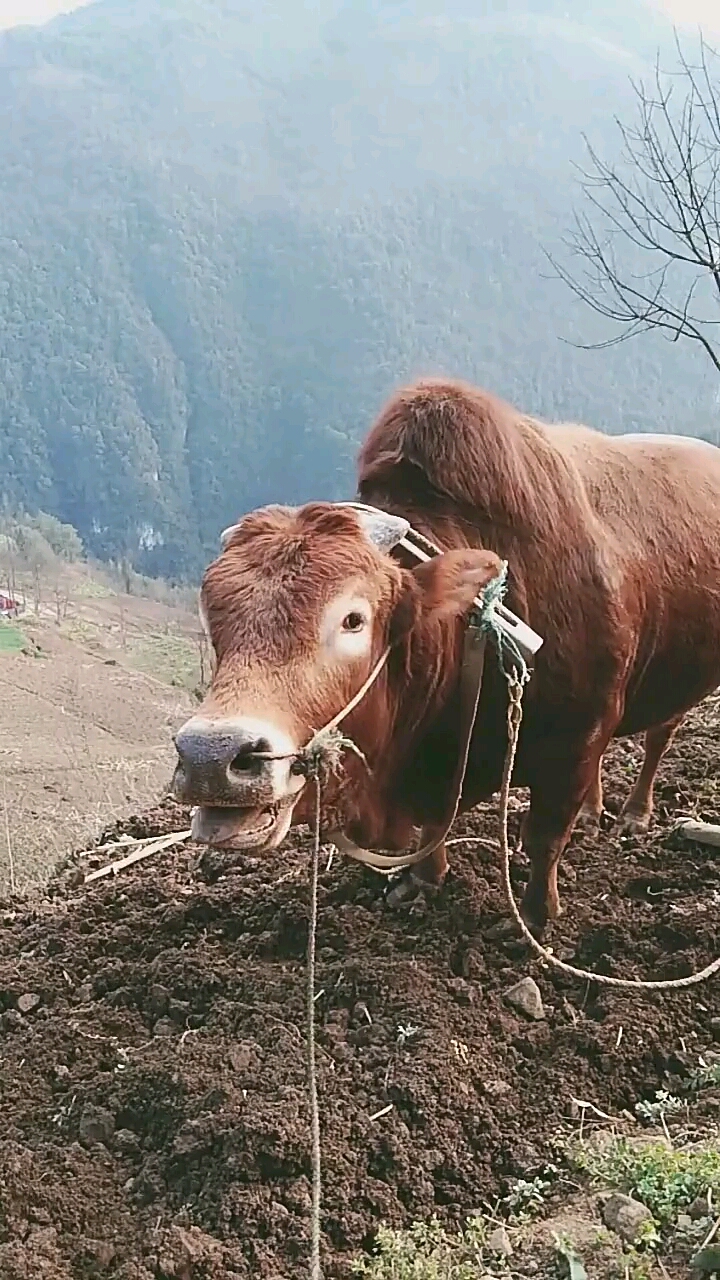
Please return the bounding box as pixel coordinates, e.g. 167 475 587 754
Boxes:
78 1104 116 1148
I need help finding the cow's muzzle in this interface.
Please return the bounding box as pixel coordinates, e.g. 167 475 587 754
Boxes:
172 715 304 849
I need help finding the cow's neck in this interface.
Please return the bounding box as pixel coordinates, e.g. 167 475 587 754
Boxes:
337 610 501 847
330 493 534 845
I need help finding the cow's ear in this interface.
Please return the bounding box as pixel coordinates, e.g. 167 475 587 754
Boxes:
413 549 504 619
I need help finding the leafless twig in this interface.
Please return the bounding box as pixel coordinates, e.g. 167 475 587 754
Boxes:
550 33 720 374
84 829 191 884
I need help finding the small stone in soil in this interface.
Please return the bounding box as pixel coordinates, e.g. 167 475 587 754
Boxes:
153 1016 176 1038
228 1040 260 1072
147 983 170 1017
17 992 41 1014
487 1225 513 1256
484 918 517 941
168 998 191 1023
483 1078 511 1097
114 1128 141 1156
689 1194 711 1220
601 1192 653 1243
82 1239 116 1269
447 977 476 1005
504 976 545 1021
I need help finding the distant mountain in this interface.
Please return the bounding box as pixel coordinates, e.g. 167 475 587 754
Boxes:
0 0 716 578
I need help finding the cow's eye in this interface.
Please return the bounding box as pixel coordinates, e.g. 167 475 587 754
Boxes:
342 611 366 633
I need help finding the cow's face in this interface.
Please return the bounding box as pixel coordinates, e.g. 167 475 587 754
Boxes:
172 502 502 850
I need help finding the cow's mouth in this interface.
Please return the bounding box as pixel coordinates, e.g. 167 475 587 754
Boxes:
190 799 295 851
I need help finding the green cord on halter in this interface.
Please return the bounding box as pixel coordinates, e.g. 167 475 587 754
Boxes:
470 560 532 688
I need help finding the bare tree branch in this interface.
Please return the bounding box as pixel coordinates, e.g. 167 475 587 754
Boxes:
549 31 720 374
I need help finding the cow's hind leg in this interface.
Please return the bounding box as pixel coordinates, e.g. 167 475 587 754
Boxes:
574 755 604 835
385 834 448 910
618 714 684 835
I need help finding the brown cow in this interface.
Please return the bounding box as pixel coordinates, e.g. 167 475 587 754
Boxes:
172 379 720 933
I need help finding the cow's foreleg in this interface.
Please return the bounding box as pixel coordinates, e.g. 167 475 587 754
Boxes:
521 734 613 935
618 714 684 834
385 831 448 910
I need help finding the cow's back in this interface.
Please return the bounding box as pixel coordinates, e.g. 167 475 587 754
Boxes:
359 380 720 742
553 425 720 560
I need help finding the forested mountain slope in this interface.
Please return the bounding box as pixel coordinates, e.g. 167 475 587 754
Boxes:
0 0 716 578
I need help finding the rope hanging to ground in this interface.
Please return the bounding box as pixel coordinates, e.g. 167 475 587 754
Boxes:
307 776 323 1280
497 678 720 990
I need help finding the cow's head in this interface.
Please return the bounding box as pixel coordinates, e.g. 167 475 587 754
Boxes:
172 502 502 850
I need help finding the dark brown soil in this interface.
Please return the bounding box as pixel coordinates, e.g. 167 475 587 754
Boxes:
1 697 719 1279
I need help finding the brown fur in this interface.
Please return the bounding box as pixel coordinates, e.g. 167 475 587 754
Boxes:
356 378 720 926
197 378 720 932
200 503 407 745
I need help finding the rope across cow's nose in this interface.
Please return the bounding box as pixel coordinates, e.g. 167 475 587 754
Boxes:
246 728 369 781
240 646 392 779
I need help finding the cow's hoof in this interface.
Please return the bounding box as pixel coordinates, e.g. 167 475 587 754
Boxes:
519 896 561 942
574 808 602 837
617 811 651 836
385 872 442 911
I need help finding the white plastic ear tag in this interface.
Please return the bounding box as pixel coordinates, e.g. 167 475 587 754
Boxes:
335 501 410 553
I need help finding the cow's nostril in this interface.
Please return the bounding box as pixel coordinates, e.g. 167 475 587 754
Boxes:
230 737 270 774
231 752 256 774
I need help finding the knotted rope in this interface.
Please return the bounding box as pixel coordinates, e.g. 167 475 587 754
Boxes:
307 775 323 1280
470 559 531 688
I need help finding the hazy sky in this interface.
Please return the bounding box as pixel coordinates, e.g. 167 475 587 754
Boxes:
0 0 91 29
0 0 718 35
657 0 720 31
